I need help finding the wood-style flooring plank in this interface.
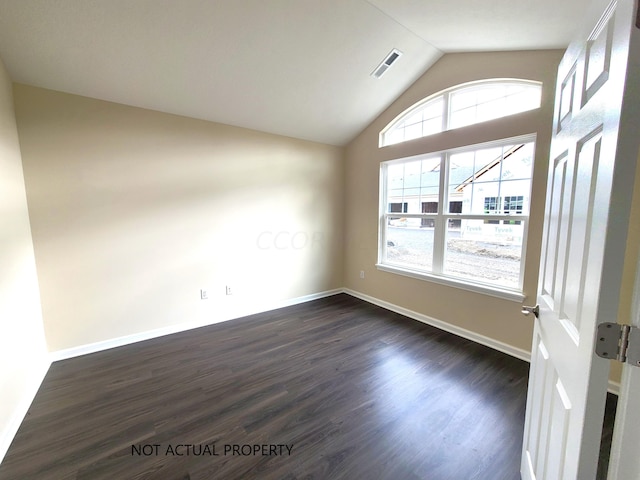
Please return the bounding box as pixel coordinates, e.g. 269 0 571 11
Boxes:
1 294 533 479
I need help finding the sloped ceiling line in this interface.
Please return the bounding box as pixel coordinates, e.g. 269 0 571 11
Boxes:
0 0 579 146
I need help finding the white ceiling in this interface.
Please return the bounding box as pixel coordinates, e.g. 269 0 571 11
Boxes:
0 0 581 146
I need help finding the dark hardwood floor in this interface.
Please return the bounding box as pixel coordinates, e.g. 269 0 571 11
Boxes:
0 294 579 479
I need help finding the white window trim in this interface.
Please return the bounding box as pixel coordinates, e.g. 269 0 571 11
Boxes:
377 134 536 299
379 78 542 147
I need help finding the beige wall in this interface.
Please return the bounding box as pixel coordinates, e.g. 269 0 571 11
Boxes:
0 62 48 459
344 50 564 353
14 85 344 352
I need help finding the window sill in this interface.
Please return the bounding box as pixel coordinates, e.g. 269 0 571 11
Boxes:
375 263 525 303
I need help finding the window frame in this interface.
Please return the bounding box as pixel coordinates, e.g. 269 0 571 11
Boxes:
377 134 536 302
379 79 542 148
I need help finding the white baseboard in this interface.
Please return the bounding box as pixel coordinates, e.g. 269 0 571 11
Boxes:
0 356 51 466
53 287 532 364
343 288 531 362
49 288 344 362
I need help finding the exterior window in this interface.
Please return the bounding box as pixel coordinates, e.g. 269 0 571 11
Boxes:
484 197 501 224
380 80 542 147
482 196 524 224
389 202 408 213
379 137 535 292
503 196 524 224
504 196 524 213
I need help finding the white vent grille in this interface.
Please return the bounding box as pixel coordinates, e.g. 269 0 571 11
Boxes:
371 49 403 79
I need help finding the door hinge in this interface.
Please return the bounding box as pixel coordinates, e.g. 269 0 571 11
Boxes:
595 323 640 367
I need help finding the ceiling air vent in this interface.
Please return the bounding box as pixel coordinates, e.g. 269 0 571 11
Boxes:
371 49 403 79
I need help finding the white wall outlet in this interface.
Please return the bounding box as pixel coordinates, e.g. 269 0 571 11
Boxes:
359 270 365 279
200 289 209 300
225 285 232 295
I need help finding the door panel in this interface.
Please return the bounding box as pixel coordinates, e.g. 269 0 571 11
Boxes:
541 153 567 306
562 129 602 333
523 336 552 480
583 7 615 103
546 378 571 480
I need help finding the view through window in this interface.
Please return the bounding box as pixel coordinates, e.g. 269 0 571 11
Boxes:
379 138 535 291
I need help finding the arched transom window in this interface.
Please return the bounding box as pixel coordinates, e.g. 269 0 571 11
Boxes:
380 79 542 147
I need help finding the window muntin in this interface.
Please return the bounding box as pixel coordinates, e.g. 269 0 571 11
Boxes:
383 98 444 146
449 82 542 129
380 80 542 147
379 137 535 292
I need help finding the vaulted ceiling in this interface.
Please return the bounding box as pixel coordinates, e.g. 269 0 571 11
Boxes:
0 0 582 146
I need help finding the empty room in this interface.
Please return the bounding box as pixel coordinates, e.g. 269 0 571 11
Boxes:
1 0 639 479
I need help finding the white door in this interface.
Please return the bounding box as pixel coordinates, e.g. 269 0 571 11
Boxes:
521 0 640 478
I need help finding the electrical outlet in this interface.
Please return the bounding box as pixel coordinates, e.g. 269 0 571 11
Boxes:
359 270 365 279
225 285 232 295
200 289 209 300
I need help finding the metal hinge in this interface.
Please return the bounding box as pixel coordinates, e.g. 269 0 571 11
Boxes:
595 323 640 367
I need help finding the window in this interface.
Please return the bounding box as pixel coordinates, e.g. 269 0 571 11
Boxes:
503 196 524 225
378 137 535 293
380 80 542 147
483 196 524 224
389 202 408 213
